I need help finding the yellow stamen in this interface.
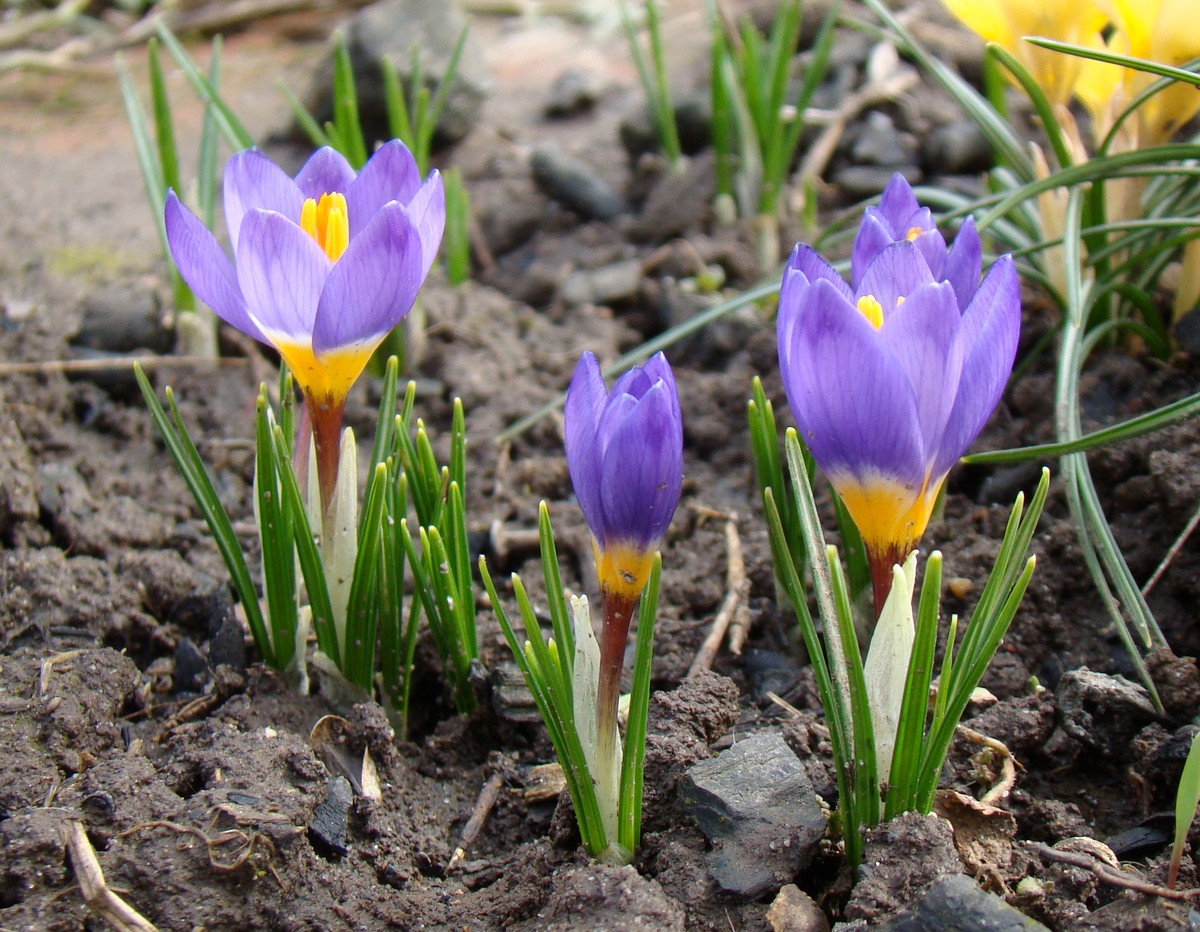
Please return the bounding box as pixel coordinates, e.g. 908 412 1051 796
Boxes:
905 226 924 242
592 539 655 604
857 294 884 330
299 193 349 262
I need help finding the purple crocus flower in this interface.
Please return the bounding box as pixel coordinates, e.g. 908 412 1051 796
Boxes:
565 351 683 606
852 174 982 311
778 196 1020 614
564 351 683 760
164 141 445 512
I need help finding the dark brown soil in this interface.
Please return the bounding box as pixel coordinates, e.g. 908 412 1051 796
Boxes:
3 3 1200 930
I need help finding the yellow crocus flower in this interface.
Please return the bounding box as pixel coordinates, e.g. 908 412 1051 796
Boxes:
942 0 1109 108
1093 0 1200 145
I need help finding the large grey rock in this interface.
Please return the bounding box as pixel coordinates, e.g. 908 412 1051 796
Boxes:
305 0 490 149
885 874 1048 931
1057 668 1159 759
530 146 626 221
680 731 826 898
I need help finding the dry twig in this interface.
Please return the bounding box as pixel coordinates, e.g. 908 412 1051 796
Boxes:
688 512 750 677
1029 841 1200 900
61 820 158 932
447 771 506 871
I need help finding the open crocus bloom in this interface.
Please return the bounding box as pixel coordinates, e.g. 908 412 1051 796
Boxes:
1083 0 1200 145
165 141 445 511
565 351 684 608
941 0 1109 109
778 185 1020 612
852 175 982 310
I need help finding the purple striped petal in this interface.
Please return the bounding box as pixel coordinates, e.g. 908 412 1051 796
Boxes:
223 149 304 254
879 280 964 461
401 170 446 281
942 216 982 309
876 173 921 229
164 191 265 343
235 209 331 341
852 214 901 290
785 243 851 294
345 139 422 237
293 147 356 201
779 278 925 486
564 352 608 538
932 256 1021 478
598 381 683 548
855 242 936 318
312 202 423 356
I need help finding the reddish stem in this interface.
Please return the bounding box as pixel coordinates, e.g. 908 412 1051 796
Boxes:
306 394 345 532
596 590 638 760
868 543 907 620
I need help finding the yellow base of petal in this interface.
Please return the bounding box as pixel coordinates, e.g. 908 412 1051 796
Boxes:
593 539 655 604
835 470 944 561
270 335 378 410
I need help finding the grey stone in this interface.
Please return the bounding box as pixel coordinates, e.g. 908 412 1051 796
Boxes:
680 730 826 898
559 259 643 307
209 613 247 673
308 776 353 858
1057 668 1159 759
618 92 712 162
850 112 916 167
530 146 626 221
72 280 172 354
921 120 994 175
633 151 715 243
173 637 210 694
884 875 1049 931
304 0 490 149
543 67 604 118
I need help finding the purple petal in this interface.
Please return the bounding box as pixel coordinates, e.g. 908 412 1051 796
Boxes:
851 215 900 290
312 202 423 356
855 242 936 317
778 278 925 486
785 243 851 295
932 256 1021 478
164 191 265 343
223 149 304 254
908 219 949 280
564 352 609 539
879 281 965 462
942 216 983 309
235 209 331 341
345 140 422 238
876 173 921 230
293 147 357 200
401 170 446 281
598 381 683 548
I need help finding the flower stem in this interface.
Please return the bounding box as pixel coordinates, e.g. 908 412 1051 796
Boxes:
307 394 345 532
868 544 906 619
596 589 638 784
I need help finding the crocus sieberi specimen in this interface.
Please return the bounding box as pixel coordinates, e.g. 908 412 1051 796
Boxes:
164 141 445 520
778 175 1021 614
564 351 683 781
